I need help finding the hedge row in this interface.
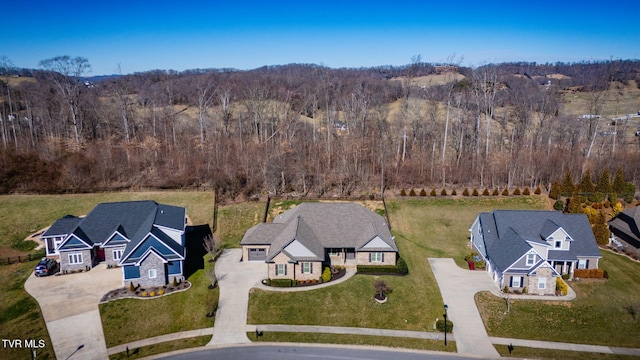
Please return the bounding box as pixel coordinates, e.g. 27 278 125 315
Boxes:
400 186 540 197
357 257 408 275
556 277 569 296
573 269 606 279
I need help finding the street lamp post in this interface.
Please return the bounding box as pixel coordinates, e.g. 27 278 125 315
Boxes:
443 304 448 346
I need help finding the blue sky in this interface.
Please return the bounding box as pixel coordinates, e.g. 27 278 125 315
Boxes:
3 1 638 75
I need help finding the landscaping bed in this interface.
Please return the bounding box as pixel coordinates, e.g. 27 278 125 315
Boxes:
100 281 191 303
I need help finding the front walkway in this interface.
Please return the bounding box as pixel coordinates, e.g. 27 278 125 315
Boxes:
25 263 122 360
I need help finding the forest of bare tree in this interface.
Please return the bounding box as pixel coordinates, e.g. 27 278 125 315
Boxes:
1 56 640 200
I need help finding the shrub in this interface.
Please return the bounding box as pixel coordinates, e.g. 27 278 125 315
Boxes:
482 188 490 196
554 200 564 211
269 278 294 287
451 189 457 196
419 188 427 196
549 181 561 199
441 189 448 196
522 286 527 294
573 269 605 279
129 282 135 292
436 319 454 333
141 291 148 297
409 188 416 196
158 289 165 295
462 188 470 196
358 265 405 275
513 187 521 195
523 187 530 195
173 277 179 286
400 188 407 196
502 188 509 196
534 186 542 195
492 188 500 196
604 200 611 208
608 193 619 202
556 277 568 296
472 188 479 196
322 267 332 283
396 256 409 275
589 192 604 203
150 291 156 297
430 189 437 196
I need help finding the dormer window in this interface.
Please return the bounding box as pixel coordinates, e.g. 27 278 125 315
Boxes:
526 254 535 266
555 240 562 249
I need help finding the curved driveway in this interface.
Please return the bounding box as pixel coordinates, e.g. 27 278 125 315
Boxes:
25 263 121 360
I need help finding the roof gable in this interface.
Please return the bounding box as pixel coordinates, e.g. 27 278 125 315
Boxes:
283 239 318 258
360 235 394 250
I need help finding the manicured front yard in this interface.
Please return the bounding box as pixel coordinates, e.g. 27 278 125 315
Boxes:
477 251 640 348
248 196 550 333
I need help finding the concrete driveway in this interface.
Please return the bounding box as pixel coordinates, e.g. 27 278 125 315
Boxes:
429 258 501 358
209 249 267 346
25 263 122 360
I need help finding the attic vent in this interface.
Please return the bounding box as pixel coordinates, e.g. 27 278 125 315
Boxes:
161 210 164 214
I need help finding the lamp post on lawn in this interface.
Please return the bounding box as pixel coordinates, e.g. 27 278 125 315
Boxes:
443 304 448 346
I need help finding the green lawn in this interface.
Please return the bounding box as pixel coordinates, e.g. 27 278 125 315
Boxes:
248 196 550 331
249 332 456 353
0 260 54 360
100 256 217 347
477 251 640 348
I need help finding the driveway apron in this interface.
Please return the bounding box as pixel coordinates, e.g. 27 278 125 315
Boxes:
209 249 266 346
429 258 501 358
24 263 122 360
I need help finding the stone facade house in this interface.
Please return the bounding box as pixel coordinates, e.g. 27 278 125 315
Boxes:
470 210 601 295
42 201 187 287
241 202 398 282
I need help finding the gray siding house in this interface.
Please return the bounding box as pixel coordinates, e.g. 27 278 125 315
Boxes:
42 201 187 287
241 202 398 281
470 210 601 295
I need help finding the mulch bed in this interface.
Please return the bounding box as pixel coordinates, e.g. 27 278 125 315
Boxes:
99 281 191 303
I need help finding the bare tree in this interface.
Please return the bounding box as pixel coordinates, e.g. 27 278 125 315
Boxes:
39 56 91 145
203 234 222 261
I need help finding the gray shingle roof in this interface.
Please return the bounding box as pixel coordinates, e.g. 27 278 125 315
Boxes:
41 215 82 237
56 201 186 259
241 202 396 262
609 206 640 241
478 210 601 273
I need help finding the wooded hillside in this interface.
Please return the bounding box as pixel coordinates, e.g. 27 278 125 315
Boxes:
1 58 640 199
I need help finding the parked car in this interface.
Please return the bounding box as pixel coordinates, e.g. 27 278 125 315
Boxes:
35 258 58 277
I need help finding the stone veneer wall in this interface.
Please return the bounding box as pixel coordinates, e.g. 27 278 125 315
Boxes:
356 251 396 266
139 253 167 287
60 249 92 272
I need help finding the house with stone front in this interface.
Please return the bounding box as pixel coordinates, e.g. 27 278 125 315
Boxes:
241 202 398 282
42 200 187 287
470 210 601 295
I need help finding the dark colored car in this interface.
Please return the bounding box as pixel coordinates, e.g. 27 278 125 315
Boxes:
35 258 58 277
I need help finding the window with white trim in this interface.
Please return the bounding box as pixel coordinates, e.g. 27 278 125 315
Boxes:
301 262 312 274
538 277 546 289
511 276 521 288
68 252 83 264
578 259 587 269
148 269 157 279
526 254 536 266
370 252 383 263
554 240 562 249
276 264 286 276
113 249 123 261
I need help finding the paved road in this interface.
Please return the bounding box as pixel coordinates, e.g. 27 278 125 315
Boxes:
24 263 122 360
154 343 485 360
428 258 501 358
208 249 266 345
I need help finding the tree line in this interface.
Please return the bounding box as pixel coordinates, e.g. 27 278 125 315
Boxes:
1 55 640 200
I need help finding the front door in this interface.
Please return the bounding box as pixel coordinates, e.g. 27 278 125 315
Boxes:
346 248 356 259
97 248 105 262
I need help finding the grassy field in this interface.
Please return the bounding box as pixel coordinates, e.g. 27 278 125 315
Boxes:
249 332 456 353
248 196 550 332
477 250 640 348
0 260 54 360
